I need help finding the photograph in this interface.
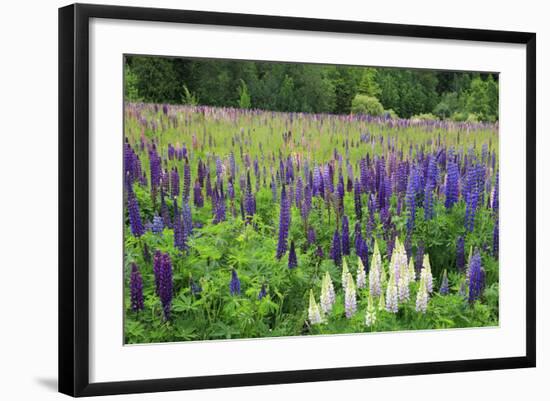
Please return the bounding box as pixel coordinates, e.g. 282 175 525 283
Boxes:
122 55 500 344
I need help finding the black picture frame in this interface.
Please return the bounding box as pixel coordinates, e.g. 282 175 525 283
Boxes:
59 3 536 397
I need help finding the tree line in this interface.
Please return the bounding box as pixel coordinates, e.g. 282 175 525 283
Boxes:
125 56 499 122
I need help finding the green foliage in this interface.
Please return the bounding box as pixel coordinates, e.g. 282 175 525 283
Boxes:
357 68 381 97
181 84 199 106
351 94 384 116
124 64 141 102
411 113 438 121
238 79 252 109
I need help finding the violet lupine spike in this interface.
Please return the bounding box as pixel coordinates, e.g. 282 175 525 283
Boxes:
127 184 145 237
307 227 316 244
493 219 499 260
193 180 204 208
258 283 267 300
173 208 186 251
342 215 350 256
468 250 485 303
182 200 193 238
492 170 499 214
230 269 241 296
415 243 424 278
456 236 465 272
440 270 449 295
301 184 312 221
276 185 291 259
170 167 180 200
288 240 298 269
353 178 362 221
423 180 434 220
330 229 342 266
360 158 369 193
149 145 161 201
151 215 163 234
183 159 191 201
130 263 144 312
445 160 459 209
158 253 173 320
406 167 417 233
295 176 303 208
160 189 171 228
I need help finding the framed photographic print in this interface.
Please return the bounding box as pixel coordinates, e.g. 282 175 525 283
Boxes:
58 3 536 397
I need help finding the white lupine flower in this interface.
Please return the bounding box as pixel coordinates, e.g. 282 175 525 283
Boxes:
385 272 399 313
398 273 410 302
341 257 350 290
344 273 357 318
308 289 323 325
408 257 416 282
320 271 335 314
356 256 367 289
421 254 433 293
378 290 386 311
365 294 376 327
415 276 429 313
369 239 383 294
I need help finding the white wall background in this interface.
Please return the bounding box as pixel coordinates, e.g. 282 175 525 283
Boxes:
0 0 546 399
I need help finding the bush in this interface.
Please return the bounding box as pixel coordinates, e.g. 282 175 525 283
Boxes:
350 94 384 116
411 113 438 121
451 111 479 123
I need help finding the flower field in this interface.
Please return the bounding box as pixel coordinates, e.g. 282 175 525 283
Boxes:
124 103 499 344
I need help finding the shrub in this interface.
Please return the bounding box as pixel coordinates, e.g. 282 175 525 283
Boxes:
411 113 438 121
350 94 384 116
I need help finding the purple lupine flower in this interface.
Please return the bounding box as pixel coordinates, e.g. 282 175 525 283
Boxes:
360 158 368 193
170 167 180 200
445 160 459 208
353 178 362 221
258 283 267 300
337 175 345 211
193 180 203 208
151 215 163 234
158 253 173 320
456 236 465 272
323 164 333 195
127 185 144 237
342 215 350 256
149 145 161 201
330 229 342 266
130 263 144 312
423 179 434 220
440 270 449 295
288 240 298 269
153 250 162 295
244 172 256 223
173 205 186 251
183 158 191 201
493 219 499 260
468 250 485 303
492 170 499 214
415 243 424 277
406 167 417 233
316 246 324 259
307 227 316 244
182 200 193 238
229 269 241 296
276 185 291 259
295 176 303 208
